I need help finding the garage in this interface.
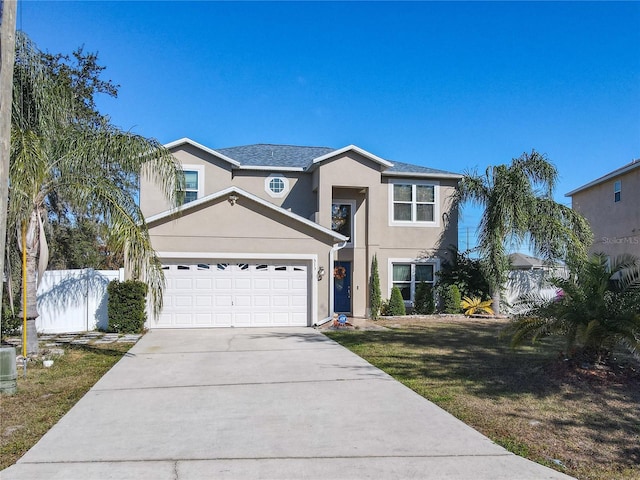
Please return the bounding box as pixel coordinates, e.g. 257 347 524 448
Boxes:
153 261 309 328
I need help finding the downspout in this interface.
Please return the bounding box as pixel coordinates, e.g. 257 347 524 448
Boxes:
314 240 348 326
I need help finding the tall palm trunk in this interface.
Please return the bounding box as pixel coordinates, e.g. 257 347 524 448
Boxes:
491 289 501 316
19 209 41 354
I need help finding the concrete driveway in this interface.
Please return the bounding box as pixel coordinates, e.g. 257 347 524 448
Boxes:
2 328 573 479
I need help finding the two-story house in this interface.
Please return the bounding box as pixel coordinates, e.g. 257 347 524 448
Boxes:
139 138 461 329
566 160 640 259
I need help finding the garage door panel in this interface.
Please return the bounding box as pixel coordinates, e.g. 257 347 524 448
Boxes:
175 278 193 289
156 261 309 328
195 278 213 289
253 278 270 289
215 295 233 307
273 295 290 307
174 296 193 307
193 313 213 326
272 279 289 290
291 295 307 307
254 295 270 307
195 296 213 307
234 278 251 289
234 295 251 307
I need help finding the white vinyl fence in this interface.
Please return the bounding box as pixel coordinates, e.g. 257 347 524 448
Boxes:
36 268 124 333
504 267 568 315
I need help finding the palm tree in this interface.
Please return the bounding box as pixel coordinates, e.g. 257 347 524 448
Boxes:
9 32 184 353
507 254 640 362
455 151 591 315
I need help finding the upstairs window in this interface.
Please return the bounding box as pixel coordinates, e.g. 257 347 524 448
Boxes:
180 165 204 204
389 181 438 226
332 201 355 246
183 171 199 203
614 180 621 203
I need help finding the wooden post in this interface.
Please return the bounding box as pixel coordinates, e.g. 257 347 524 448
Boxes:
0 0 17 307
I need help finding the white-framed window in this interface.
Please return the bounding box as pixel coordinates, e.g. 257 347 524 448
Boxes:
265 174 289 198
331 200 355 247
181 165 204 204
614 180 621 203
388 180 439 226
389 258 439 304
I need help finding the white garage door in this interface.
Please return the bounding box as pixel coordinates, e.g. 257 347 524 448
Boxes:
154 262 309 328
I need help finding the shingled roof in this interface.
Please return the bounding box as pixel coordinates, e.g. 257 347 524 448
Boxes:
215 143 460 177
216 144 334 169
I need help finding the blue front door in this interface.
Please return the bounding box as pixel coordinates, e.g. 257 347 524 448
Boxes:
333 261 351 313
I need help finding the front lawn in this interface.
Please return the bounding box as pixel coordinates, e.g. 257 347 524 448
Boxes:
0 342 132 470
325 317 640 480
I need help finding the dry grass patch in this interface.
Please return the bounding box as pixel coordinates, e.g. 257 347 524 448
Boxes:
325 316 640 480
0 342 132 470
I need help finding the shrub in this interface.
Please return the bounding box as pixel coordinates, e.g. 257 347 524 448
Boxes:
107 280 148 333
1 301 21 338
369 254 382 320
413 282 435 315
387 286 407 316
507 254 640 363
439 284 461 314
461 296 494 316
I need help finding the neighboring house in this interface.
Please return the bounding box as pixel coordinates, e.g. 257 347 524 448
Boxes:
139 138 461 328
566 160 640 258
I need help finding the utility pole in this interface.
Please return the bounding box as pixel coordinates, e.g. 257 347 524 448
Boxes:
0 0 17 305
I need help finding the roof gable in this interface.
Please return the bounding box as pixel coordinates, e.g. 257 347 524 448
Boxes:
146 186 348 243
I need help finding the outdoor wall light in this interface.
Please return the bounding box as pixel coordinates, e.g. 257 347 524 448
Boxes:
317 266 325 280
228 194 239 206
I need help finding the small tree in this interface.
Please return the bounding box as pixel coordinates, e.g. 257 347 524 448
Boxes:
388 286 407 316
413 282 435 315
369 254 382 320
439 284 462 314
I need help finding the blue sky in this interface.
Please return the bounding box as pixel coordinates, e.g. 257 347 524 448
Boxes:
18 1 640 252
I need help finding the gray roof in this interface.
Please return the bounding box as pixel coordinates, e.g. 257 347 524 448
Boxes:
216 144 334 169
385 159 459 176
215 143 460 176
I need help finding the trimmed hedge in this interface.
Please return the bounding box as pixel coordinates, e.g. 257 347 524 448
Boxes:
387 286 407 316
107 280 148 333
439 284 462 314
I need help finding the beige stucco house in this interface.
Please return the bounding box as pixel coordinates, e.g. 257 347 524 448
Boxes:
139 138 461 328
566 160 640 259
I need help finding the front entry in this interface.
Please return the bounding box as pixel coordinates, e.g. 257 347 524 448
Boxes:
333 261 351 313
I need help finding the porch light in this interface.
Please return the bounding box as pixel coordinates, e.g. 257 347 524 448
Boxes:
317 266 325 280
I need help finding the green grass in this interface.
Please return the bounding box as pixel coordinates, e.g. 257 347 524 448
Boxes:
325 317 640 480
0 342 132 470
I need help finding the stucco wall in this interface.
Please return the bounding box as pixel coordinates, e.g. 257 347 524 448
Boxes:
571 167 640 257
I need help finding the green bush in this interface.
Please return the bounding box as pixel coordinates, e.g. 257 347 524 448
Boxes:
413 282 435 315
107 280 148 333
439 284 462 314
387 286 407 316
369 254 382 320
1 301 21 338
